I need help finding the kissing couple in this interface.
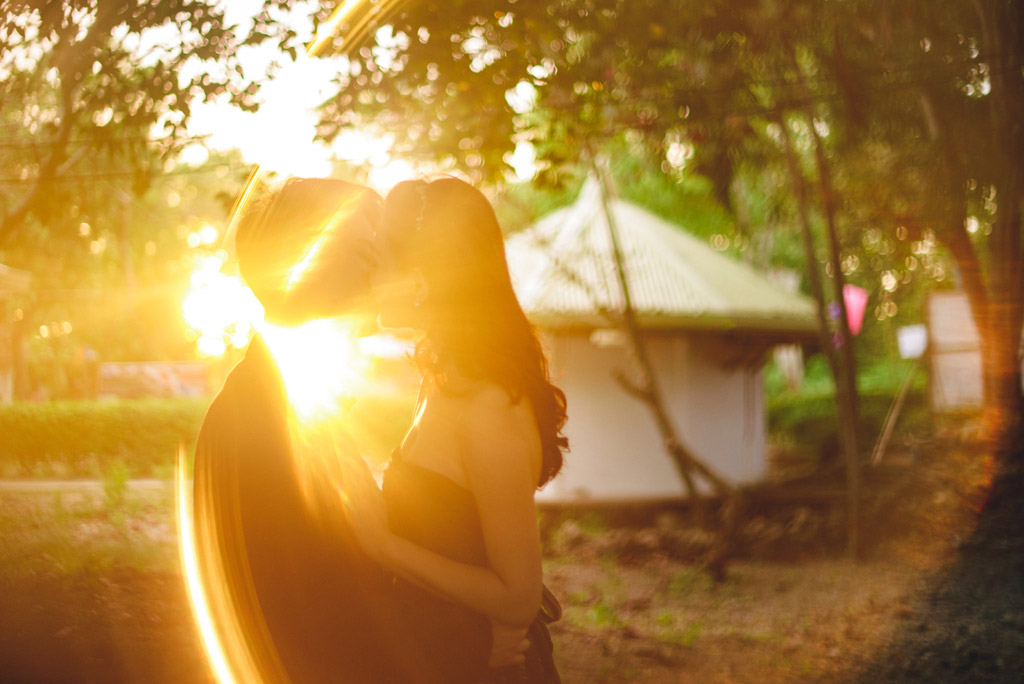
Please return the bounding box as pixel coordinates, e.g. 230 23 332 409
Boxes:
193 177 566 684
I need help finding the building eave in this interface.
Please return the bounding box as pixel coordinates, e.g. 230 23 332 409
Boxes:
527 311 819 343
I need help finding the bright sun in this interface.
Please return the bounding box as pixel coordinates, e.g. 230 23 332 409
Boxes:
258 317 370 422
181 257 370 422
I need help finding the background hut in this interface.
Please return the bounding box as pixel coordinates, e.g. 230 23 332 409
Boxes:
505 178 817 503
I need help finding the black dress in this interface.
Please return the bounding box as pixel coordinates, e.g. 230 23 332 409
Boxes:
382 451 561 684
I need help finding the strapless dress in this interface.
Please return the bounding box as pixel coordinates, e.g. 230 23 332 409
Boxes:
381 451 560 684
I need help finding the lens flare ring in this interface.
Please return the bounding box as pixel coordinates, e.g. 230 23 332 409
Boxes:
176 446 239 684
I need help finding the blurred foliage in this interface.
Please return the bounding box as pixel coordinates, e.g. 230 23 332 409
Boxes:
102 458 131 510
765 353 927 400
0 398 207 478
764 353 836 398
0 0 284 393
767 387 931 465
2 149 251 398
0 0 299 241
493 133 732 240
314 0 1021 415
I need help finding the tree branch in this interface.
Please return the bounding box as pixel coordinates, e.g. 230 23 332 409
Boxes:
0 72 75 243
1 1 127 244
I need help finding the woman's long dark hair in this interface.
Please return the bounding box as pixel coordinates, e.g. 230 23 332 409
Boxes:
382 177 567 487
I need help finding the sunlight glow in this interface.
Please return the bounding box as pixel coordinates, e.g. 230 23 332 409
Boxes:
259 318 370 423
368 157 416 192
182 255 263 358
180 257 374 422
176 447 237 684
332 129 417 192
306 0 368 56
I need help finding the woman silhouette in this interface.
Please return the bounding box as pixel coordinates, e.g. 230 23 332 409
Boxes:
340 177 565 683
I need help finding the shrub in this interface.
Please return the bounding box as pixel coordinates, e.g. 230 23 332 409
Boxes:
0 399 208 478
767 388 931 464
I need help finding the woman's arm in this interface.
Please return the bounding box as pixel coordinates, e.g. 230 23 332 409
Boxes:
343 386 544 627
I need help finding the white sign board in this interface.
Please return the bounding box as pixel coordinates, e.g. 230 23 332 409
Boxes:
897 324 927 360
928 292 982 410
927 291 1024 410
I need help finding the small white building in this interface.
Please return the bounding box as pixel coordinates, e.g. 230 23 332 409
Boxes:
505 178 817 503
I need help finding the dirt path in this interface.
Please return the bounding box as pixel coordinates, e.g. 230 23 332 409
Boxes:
0 568 214 684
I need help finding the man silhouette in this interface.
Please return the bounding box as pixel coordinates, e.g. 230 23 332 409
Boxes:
191 180 426 684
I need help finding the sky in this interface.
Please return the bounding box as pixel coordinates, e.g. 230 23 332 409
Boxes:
181 0 536 192
181 1 416 191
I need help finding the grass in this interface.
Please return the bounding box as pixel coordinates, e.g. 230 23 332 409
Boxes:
0 484 178 579
666 567 713 596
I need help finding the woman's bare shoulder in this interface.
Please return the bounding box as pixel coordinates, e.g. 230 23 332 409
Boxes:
455 380 531 422
453 381 540 475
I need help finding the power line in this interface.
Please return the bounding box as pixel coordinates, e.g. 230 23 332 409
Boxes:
0 132 211 151
0 164 246 185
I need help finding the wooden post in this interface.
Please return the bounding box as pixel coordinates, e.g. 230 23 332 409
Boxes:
870 358 920 467
804 116 862 560
775 109 860 558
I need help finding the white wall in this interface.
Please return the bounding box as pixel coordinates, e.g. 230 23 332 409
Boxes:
537 331 766 503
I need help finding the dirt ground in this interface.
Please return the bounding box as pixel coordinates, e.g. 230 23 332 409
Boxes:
849 430 1024 684
0 429 1021 683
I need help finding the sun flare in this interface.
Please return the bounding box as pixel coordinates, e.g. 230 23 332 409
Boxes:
181 250 375 419
182 258 263 358
258 318 371 423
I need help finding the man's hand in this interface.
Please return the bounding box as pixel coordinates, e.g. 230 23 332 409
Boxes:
488 619 530 668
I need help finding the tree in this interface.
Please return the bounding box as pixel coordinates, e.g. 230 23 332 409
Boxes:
4 148 251 399
315 0 1021 441
831 0 1023 439
0 0 299 245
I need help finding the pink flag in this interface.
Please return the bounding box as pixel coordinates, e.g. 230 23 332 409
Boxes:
844 284 869 336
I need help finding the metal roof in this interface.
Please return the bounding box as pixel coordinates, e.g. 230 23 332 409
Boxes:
505 176 817 337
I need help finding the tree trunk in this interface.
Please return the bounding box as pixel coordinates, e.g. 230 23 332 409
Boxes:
783 37 863 558
805 115 862 559
971 0 1024 448
590 156 732 500
774 117 836 360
